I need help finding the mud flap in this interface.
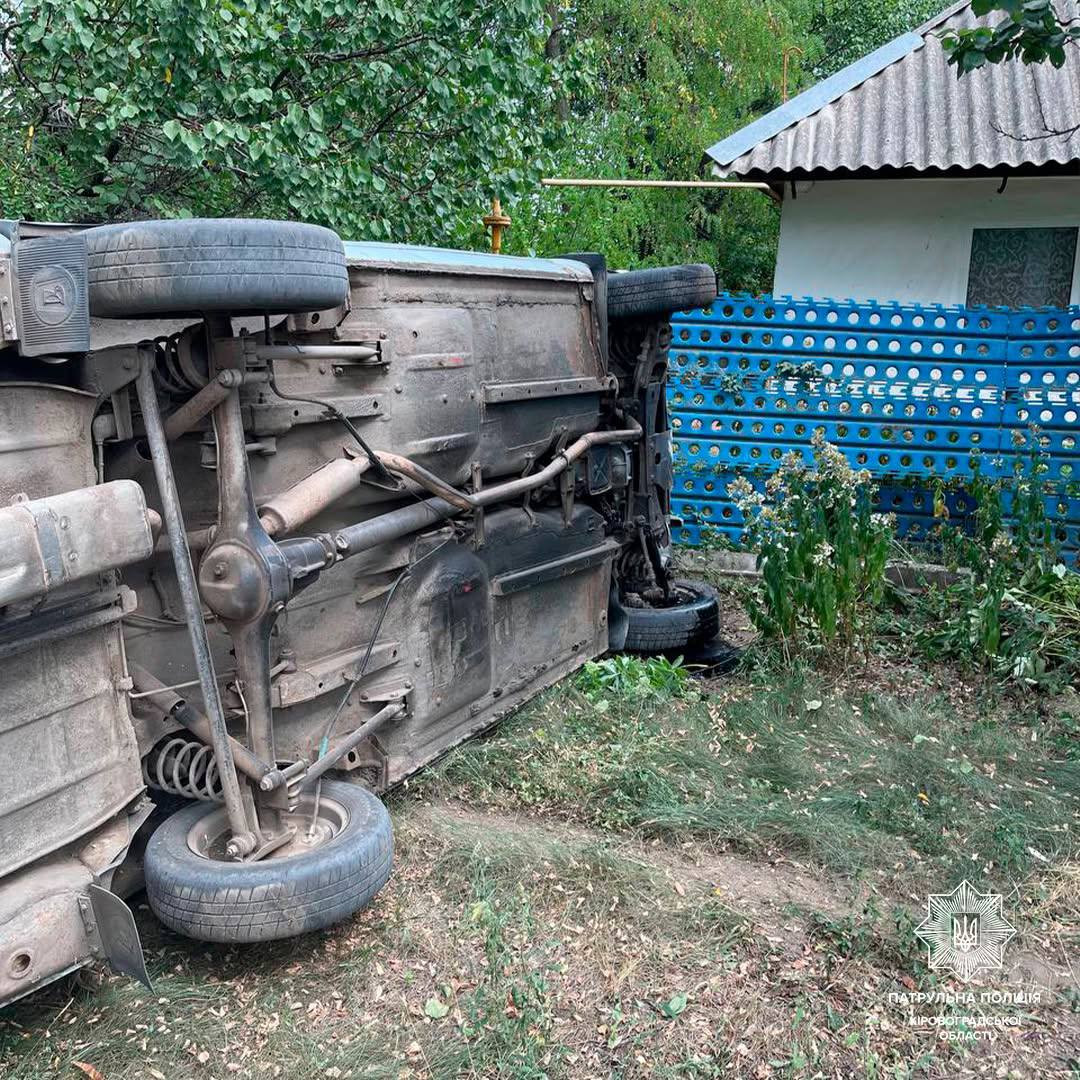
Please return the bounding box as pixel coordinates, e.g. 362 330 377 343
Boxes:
88 884 152 991
607 579 629 652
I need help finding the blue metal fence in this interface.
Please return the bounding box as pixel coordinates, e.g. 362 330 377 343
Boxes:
668 294 1080 553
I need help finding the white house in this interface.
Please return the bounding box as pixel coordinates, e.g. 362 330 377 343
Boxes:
707 0 1080 307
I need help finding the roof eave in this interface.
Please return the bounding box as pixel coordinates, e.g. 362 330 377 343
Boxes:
713 160 1080 183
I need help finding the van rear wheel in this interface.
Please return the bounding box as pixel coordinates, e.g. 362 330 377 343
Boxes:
144 781 392 944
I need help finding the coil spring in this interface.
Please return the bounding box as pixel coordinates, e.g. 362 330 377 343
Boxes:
152 331 210 396
143 737 223 801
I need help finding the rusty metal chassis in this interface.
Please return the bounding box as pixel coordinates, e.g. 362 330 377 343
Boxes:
114 328 648 863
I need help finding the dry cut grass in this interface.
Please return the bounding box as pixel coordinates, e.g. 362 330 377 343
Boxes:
2 655 1078 1079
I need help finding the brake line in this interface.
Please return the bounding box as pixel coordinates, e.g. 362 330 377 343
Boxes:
265 359 401 491
307 563 411 831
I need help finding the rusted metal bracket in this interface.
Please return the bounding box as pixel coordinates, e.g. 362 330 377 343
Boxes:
0 255 16 345
559 466 575 527
519 453 537 524
271 639 399 709
482 375 615 404
471 461 484 548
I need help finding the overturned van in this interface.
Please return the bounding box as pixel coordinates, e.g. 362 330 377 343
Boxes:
0 218 719 1005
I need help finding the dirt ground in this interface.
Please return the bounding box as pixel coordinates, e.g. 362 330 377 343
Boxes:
3 796 1075 1079
2 573 1078 1078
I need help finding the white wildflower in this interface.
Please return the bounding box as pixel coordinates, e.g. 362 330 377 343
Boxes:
990 532 1016 557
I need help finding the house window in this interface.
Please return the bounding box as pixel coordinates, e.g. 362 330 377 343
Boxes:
966 227 1078 308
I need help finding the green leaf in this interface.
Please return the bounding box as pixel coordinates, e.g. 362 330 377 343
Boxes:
424 996 450 1019
660 992 689 1019
178 128 205 155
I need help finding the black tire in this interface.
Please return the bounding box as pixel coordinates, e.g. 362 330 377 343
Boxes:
144 781 392 944
623 579 720 654
607 264 716 322
84 218 348 318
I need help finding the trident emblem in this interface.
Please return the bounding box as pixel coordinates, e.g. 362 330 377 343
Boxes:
951 913 979 953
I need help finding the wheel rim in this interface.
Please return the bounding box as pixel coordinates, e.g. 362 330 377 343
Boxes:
656 585 697 609
628 583 698 609
186 794 350 862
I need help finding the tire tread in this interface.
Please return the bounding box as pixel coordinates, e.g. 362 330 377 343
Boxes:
608 264 716 321
623 579 720 654
84 218 348 318
144 782 392 944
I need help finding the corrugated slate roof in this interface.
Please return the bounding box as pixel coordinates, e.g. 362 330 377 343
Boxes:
708 0 1080 178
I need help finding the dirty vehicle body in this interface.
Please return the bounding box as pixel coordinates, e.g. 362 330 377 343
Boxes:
0 218 716 1005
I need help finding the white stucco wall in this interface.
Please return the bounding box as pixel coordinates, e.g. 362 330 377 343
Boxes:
772 176 1080 305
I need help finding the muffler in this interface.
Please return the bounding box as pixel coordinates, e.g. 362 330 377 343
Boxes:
0 481 158 606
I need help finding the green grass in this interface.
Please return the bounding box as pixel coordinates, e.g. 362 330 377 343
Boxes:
411 806 750 948
417 657 1080 889
2 654 1077 1079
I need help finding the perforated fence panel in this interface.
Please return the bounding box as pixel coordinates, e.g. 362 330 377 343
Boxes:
668 295 1080 554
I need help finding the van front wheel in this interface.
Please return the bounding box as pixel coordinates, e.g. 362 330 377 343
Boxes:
622 578 720 654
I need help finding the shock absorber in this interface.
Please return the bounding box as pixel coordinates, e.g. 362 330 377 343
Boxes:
143 737 224 801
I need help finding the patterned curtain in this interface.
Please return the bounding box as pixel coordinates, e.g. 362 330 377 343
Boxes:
967 227 1077 308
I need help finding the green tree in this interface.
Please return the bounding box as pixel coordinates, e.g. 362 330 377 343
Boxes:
503 0 944 289
502 0 795 292
940 0 1080 75
0 0 584 243
806 0 943 80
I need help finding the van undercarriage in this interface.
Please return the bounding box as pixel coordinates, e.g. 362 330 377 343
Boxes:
0 218 717 1005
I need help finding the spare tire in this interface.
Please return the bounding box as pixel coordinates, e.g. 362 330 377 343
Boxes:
84 218 348 318
623 578 720 654
607 264 716 322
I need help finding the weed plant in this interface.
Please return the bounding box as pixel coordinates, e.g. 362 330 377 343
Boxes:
911 430 1080 686
728 432 892 660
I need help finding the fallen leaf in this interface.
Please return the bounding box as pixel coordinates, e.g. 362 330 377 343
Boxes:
424 996 450 1019
73 1065 105 1080
660 991 689 1019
